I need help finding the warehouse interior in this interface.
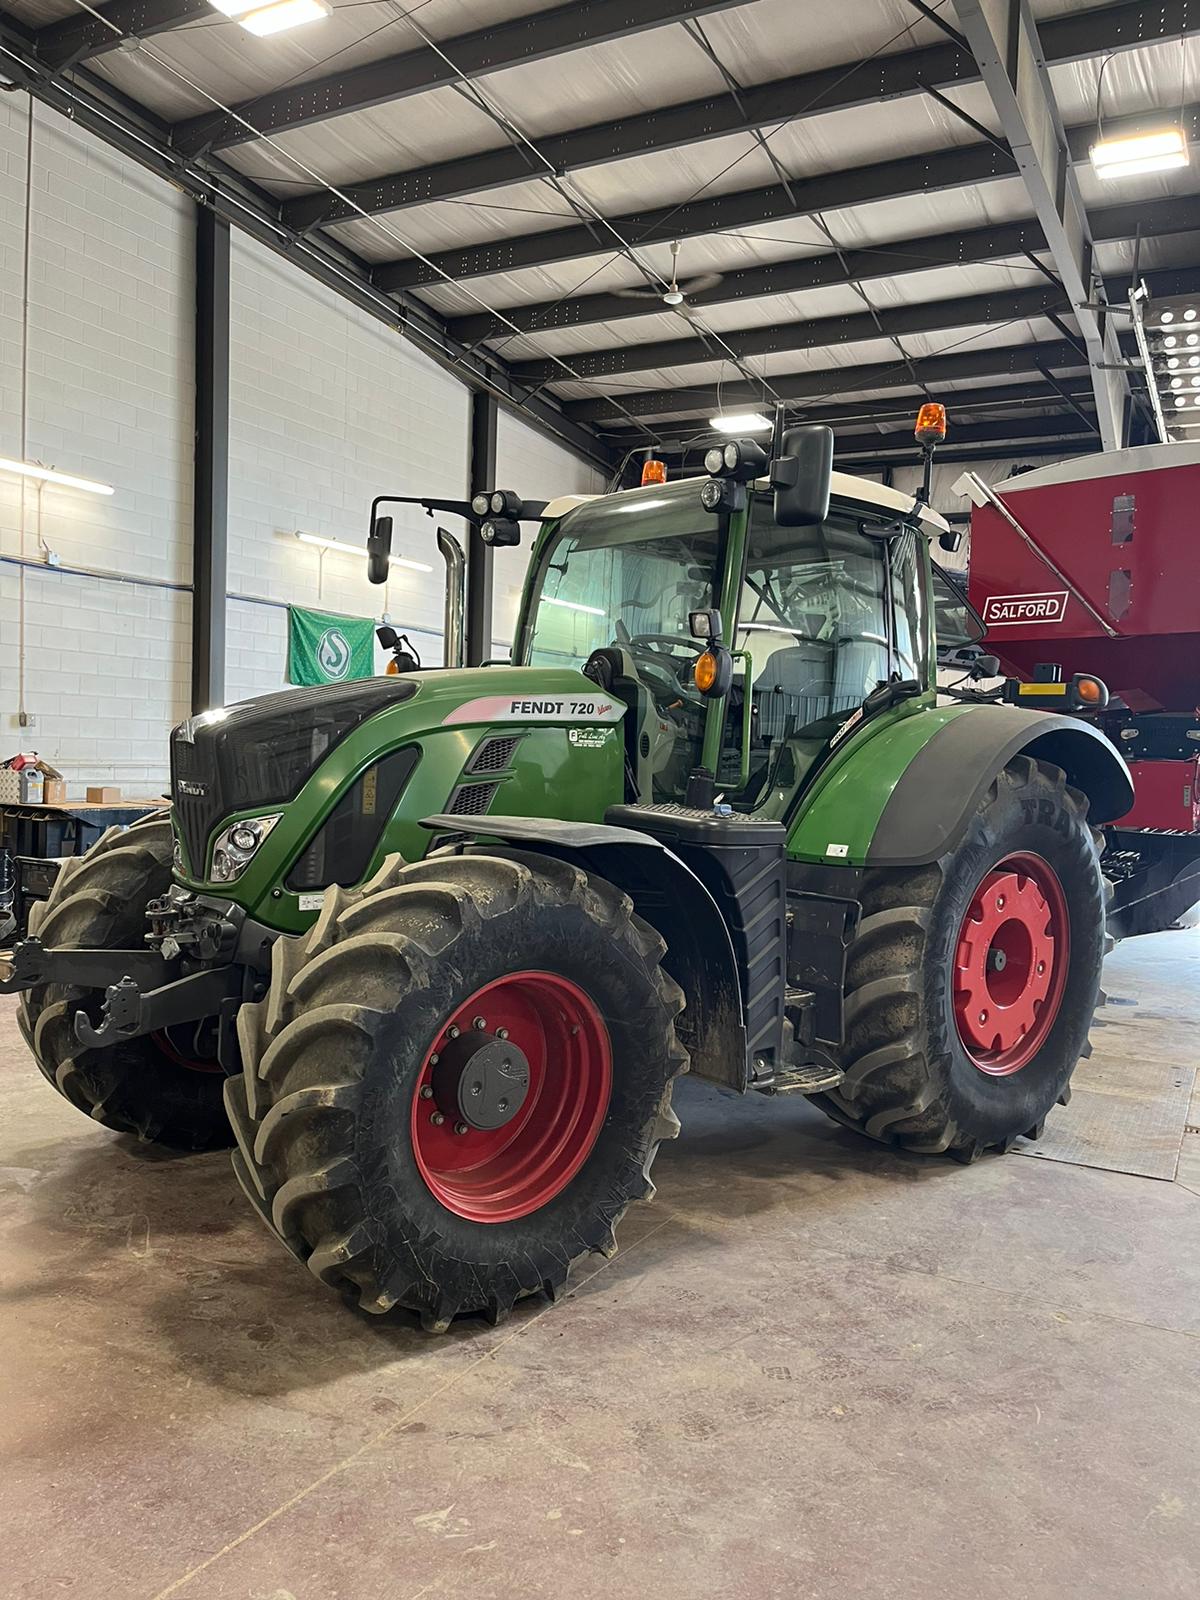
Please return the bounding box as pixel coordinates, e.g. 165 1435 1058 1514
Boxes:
1 1 1198 1595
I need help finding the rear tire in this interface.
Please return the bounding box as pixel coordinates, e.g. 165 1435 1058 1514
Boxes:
17 817 231 1151
227 850 688 1328
815 757 1105 1160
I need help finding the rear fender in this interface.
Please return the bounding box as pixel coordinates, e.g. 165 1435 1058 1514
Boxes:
421 815 747 1089
866 706 1134 866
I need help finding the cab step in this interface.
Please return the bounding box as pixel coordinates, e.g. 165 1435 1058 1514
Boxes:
755 1061 845 1096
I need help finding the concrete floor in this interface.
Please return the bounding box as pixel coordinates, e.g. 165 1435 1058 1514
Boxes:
2 932 1198 1600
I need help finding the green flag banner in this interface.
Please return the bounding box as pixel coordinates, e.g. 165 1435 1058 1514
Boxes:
287 605 376 686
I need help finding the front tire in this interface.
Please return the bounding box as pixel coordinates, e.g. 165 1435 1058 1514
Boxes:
17 817 231 1151
227 850 687 1329
816 757 1105 1160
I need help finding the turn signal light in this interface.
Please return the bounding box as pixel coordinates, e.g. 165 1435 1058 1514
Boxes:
1073 674 1106 707
915 403 947 444
641 458 667 486
694 651 719 693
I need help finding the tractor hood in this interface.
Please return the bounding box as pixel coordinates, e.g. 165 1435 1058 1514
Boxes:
169 666 627 933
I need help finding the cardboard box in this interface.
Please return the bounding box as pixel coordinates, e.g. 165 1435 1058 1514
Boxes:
42 777 67 805
85 785 122 804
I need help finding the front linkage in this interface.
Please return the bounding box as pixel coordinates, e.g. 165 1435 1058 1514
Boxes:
0 889 270 1065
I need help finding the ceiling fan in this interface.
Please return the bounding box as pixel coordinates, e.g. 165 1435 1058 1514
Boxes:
614 240 724 308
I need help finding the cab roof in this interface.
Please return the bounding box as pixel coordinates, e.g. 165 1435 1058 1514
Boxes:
542 470 949 535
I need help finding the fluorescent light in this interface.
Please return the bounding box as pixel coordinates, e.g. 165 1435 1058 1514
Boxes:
1090 127 1188 179
293 530 432 572
0 455 113 495
541 595 605 617
208 0 260 15
709 412 772 433
239 0 330 35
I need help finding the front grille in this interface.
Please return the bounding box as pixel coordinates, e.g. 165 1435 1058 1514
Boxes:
447 781 499 817
466 734 522 775
170 678 417 877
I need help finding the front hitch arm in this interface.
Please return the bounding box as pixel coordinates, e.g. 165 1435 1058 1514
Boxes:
73 965 244 1050
0 938 175 996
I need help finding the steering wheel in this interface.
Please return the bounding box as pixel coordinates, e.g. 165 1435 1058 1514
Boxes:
621 632 708 711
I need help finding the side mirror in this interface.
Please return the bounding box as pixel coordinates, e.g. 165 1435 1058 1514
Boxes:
376 624 399 650
939 529 963 553
771 425 833 527
368 515 393 585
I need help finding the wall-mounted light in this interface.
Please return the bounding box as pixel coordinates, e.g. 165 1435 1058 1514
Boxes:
708 412 772 434
1090 126 1188 179
0 455 114 495
293 530 432 572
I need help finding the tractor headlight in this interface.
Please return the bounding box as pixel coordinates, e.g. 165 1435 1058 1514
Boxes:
172 836 184 873
209 814 281 883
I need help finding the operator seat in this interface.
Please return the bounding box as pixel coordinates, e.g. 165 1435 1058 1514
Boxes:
752 643 835 743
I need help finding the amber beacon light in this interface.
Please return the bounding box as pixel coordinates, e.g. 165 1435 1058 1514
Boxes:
914 403 947 445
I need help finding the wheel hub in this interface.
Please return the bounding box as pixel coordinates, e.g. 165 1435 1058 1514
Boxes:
953 852 1070 1076
432 1030 531 1131
411 970 613 1223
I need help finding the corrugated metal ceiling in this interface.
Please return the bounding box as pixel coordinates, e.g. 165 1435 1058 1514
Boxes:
3 0 1197 455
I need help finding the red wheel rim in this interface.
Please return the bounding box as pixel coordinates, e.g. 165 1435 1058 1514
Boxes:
411 971 612 1223
953 852 1070 1076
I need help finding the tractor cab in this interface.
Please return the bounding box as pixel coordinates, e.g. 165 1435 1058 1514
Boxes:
514 442 949 818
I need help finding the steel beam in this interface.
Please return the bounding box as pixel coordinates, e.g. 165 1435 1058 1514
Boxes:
447 187 1200 345
173 0 757 154
565 338 1091 423
466 392 498 667
376 143 1015 292
33 0 206 69
836 411 1097 457
510 283 1071 385
374 90 1200 294
601 376 1097 449
577 266 1194 428
192 206 230 715
951 0 1126 447
283 0 1200 232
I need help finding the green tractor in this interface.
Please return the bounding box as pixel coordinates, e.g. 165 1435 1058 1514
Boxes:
2 423 1132 1330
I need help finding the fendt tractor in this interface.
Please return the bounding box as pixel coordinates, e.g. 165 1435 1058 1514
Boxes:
1 413 1133 1330
960 441 1200 938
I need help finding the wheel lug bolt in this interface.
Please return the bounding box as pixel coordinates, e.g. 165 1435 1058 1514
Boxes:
496 1027 509 1039
1037 961 1045 974
979 1011 987 1023
429 1052 439 1066
498 1099 508 1113
454 1122 469 1135
447 1025 460 1039
469 1083 482 1096
431 1112 445 1126
420 1085 433 1100
996 896 1005 909
473 1016 486 1030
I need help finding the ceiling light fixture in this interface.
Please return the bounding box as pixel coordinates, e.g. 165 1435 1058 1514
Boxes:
238 0 331 34
708 412 772 434
0 455 114 495
294 530 431 572
1090 127 1188 179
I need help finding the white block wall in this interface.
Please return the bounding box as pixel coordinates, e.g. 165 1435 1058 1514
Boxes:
0 96 194 795
225 234 470 699
491 409 605 651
